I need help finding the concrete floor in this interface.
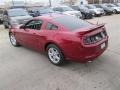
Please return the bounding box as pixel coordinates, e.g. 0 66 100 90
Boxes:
0 15 120 90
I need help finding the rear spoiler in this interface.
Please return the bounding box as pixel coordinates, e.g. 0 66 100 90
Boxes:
75 23 106 35
88 23 105 31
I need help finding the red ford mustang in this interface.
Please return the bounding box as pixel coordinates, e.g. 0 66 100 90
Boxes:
9 14 108 65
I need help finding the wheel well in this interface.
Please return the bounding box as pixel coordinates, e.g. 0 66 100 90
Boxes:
45 42 55 51
44 42 62 52
44 42 65 58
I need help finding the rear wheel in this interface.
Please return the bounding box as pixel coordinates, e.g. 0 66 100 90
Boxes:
9 33 20 47
46 44 65 65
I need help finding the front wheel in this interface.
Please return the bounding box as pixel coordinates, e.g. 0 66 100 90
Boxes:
46 44 65 65
113 10 116 14
4 24 8 29
9 33 20 47
81 14 85 19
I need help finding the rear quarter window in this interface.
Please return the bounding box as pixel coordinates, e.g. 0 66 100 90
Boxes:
46 23 58 30
53 16 91 31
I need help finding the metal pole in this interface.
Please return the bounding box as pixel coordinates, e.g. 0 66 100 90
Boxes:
12 0 14 6
49 0 52 7
24 0 27 9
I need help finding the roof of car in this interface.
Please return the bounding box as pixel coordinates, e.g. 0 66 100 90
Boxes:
34 13 65 20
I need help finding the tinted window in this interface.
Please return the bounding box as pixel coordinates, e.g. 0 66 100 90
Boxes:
94 5 101 8
80 6 90 12
25 20 43 30
71 6 79 10
53 16 91 31
46 23 58 30
61 6 73 11
86 5 96 9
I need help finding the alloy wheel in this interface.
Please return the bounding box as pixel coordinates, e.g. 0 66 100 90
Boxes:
10 34 17 46
48 47 61 64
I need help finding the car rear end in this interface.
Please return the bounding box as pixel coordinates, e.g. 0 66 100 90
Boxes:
98 8 105 15
53 15 108 63
84 12 93 19
65 24 108 63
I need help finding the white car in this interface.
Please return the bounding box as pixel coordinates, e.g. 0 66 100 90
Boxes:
52 6 82 19
85 5 105 16
105 4 120 14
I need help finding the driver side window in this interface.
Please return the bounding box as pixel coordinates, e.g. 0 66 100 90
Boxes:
25 20 43 30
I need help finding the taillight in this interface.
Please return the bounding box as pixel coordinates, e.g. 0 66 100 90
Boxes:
84 36 92 44
83 29 107 45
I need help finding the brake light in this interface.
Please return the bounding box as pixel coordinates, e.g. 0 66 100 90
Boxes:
84 29 107 45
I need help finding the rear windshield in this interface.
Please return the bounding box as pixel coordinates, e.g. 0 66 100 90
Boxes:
53 16 91 31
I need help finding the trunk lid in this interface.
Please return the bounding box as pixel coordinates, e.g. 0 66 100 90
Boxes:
74 24 108 45
74 24 105 35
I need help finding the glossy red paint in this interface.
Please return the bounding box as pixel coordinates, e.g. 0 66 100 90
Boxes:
9 14 108 63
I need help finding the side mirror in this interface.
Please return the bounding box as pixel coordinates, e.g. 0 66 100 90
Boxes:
20 25 25 29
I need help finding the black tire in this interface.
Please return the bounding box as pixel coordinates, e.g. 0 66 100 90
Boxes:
46 44 65 65
4 25 8 29
0 20 3 24
113 10 116 14
9 33 20 47
81 13 85 19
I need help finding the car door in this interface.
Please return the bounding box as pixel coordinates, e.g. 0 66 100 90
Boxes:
16 20 43 50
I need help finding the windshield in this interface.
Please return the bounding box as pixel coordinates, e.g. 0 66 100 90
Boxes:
80 6 89 12
30 7 54 14
38 7 54 14
86 5 96 9
94 5 101 8
107 4 116 7
62 6 73 11
101 4 107 8
80 6 89 11
8 9 29 17
53 16 91 31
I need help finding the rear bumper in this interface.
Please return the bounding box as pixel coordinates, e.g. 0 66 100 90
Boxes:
106 11 113 15
64 39 108 63
95 13 102 16
85 13 93 19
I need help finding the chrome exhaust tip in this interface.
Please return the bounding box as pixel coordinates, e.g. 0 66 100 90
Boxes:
88 61 92 63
